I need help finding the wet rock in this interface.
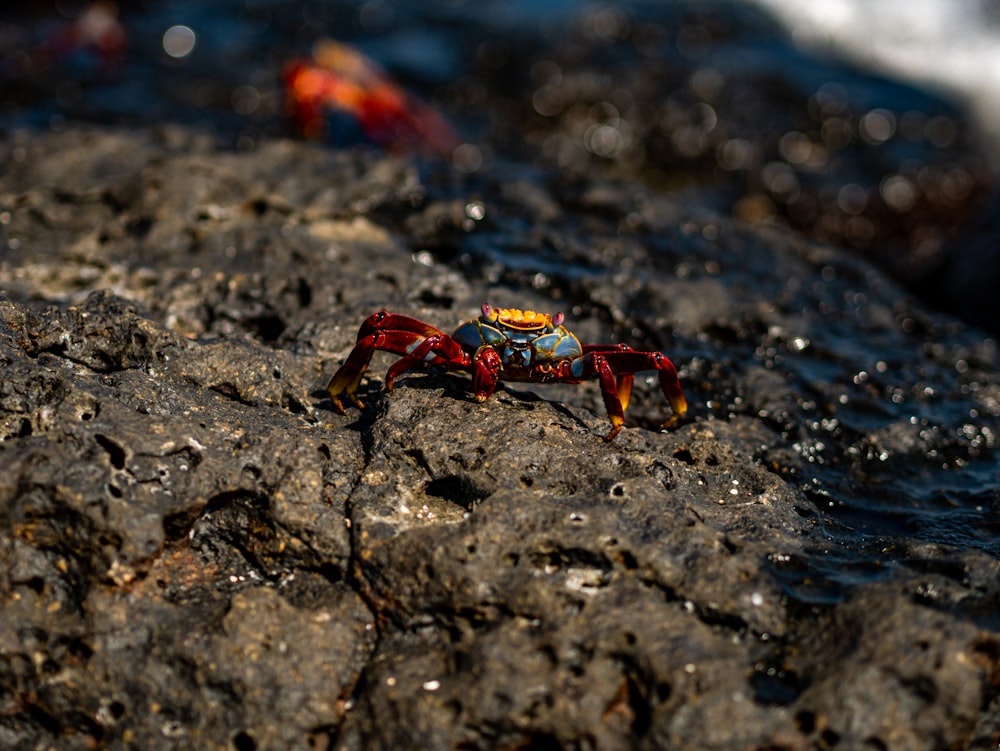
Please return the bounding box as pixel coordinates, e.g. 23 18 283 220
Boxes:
791 579 992 751
1 127 998 749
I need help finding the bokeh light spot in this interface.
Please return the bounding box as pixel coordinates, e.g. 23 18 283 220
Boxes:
163 25 196 59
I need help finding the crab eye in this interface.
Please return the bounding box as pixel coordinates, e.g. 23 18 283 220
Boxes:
481 303 492 319
553 312 564 327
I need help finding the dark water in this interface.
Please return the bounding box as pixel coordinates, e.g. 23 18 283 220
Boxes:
3 1 998 594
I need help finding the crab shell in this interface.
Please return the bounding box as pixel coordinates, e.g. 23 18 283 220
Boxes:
449 304 583 374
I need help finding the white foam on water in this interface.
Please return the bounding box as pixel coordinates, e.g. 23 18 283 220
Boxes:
750 0 1000 163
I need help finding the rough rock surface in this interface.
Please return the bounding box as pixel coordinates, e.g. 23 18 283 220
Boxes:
1 127 999 750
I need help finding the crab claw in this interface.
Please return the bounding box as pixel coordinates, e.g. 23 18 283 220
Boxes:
472 347 503 402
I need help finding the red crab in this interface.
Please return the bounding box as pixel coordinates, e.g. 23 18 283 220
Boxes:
284 39 460 158
327 304 687 441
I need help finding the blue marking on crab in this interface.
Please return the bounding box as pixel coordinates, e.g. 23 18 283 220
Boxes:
452 304 583 369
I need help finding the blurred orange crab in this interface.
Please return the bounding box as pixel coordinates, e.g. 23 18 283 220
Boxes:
284 39 460 158
42 0 126 75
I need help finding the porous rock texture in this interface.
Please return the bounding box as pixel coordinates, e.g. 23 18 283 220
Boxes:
1 126 998 750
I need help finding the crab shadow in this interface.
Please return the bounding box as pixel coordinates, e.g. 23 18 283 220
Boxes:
313 372 594 435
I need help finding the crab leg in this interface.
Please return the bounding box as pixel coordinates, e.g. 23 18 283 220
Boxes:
326 331 388 411
583 344 636 413
384 334 470 391
327 311 455 412
355 311 445 342
592 354 628 441
577 345 688 440
610 350 686 420
326 310 470 414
